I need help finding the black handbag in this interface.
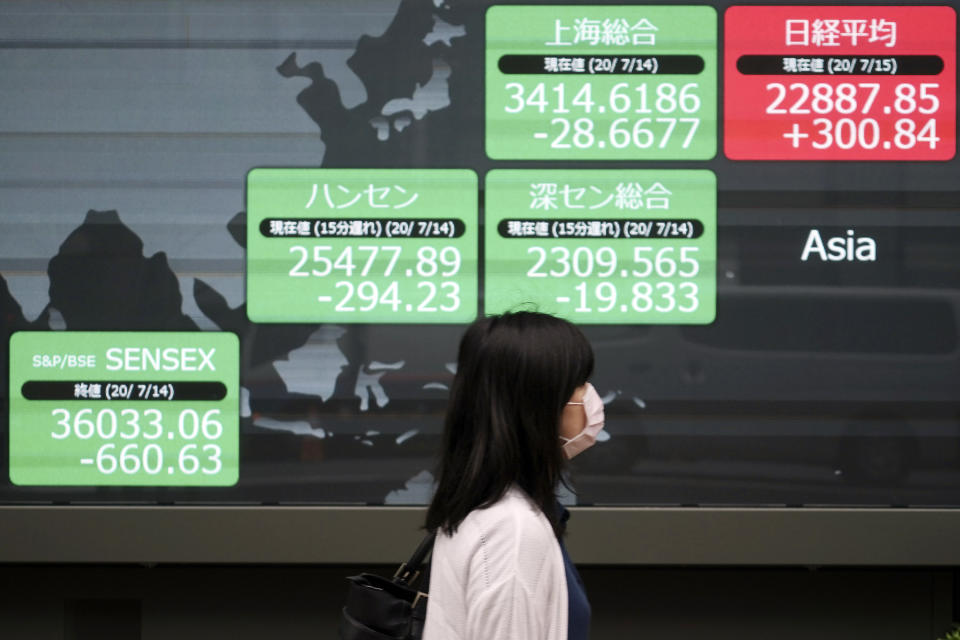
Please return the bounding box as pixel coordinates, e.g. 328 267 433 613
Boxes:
339 530 437 640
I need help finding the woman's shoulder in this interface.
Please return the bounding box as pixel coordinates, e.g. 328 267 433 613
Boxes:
445 486 558 560
432 486 560 595
425 487 568 640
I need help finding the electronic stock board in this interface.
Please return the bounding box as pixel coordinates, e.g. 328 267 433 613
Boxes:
0 1 958 533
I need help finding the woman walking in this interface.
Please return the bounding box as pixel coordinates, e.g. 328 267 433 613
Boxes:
423 311 605 640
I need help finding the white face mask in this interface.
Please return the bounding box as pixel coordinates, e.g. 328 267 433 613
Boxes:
559 383 606 459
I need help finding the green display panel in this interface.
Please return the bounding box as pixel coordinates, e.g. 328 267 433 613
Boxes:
9 332 239 486
247 169 479 323
486 5 717 160
485 170 716 324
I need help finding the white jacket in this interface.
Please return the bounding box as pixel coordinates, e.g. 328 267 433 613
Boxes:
422 486 568 640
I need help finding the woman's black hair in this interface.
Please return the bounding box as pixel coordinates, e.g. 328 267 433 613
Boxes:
425 311 594 538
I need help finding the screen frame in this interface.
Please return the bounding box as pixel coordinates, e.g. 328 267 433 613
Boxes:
1 506 959 565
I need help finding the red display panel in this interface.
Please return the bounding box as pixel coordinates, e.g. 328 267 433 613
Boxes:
725 5 956 161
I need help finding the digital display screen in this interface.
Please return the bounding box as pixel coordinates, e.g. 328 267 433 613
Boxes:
725 5 956 160
486 5 717 159
247 169 478 323
484 170 716 323
0 0 958 508
9 332 239 486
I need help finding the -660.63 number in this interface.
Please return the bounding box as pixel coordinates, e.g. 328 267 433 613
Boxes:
91 442 222 475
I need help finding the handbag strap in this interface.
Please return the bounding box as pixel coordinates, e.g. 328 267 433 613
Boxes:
393 530 437 586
